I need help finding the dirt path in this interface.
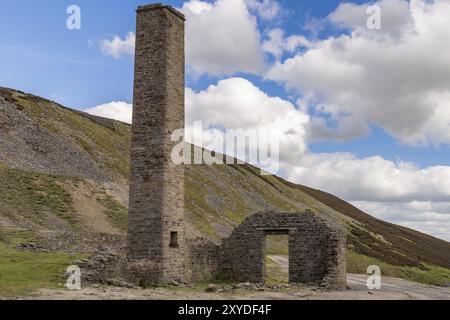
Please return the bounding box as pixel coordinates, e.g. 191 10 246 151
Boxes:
346 274 449 300
266 255 450 300
25 273 448 300
268 255 288 269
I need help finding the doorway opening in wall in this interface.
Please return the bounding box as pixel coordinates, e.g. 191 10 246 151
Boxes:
265 231 289 284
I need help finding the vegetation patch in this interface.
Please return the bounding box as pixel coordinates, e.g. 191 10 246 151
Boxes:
266 235 289 255
0 227 41 246
96 194 128 231
0 242 86 297
347 250 450 286
0 167 80 229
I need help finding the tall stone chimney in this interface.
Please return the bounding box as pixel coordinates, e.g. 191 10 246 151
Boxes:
127 3 186 284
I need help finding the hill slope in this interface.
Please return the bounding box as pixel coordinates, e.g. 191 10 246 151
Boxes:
0 87 449 293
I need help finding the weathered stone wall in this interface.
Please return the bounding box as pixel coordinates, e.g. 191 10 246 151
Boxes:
127 4 187 284
187 238 221 282
220 211 347 289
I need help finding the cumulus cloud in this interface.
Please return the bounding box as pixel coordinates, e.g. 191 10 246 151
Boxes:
267 0 450 146
262 28 310 61
99 0 267 76
99 32 135 59
285 152 450 240
83 77 310 166
245 0 283 21
186 77 310 165
84 101 132 124
353 201 450 241
181 0 265 76
287 152 450 203
329 0 413 38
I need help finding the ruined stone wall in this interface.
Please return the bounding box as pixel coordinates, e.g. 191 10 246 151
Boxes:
187 238 221 282
220 211 347 289
127 4 187 283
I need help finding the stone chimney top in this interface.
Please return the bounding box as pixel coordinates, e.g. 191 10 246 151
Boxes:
137 3 185 20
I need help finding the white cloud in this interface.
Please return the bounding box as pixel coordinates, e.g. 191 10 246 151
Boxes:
82 77 310 167
181 0 265 76
245 0 283 21
83 78 309 175
186 77 310 165
182 0 213 14
262 28 310 61
353 201 450 241
99 32 135 59
99 0 266 76
306 116 370 142
287 152 450 203
329 0 413 38
84 101 132 124
285 152 450 240
267 0 450 146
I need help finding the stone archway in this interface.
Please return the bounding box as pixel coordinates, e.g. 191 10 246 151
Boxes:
220 211 347 289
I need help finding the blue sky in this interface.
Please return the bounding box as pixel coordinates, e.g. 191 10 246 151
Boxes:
0 0 448 167
1 0 449 240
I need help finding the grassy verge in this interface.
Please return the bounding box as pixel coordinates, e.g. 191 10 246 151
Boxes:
0 242 86 298
347 250 450 286
266 235 289 255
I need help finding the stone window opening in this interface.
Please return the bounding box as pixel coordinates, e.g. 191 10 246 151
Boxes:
169 231 179 248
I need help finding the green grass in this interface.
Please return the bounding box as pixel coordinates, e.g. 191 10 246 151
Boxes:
0 227 41 246
266 235 289 255
0 243 86 297
96 193 128 231
0 167 80 229
347 250 450 286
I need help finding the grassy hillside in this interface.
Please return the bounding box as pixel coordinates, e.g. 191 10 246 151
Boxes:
0 87 449 296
